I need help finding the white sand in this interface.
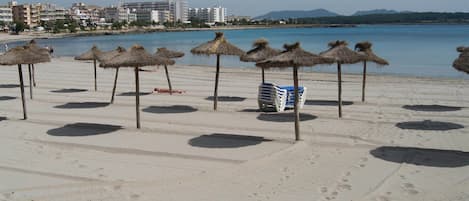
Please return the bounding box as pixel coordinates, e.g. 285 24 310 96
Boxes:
0 57 468 201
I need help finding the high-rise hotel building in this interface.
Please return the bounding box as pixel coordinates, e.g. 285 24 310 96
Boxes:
122 0 188 22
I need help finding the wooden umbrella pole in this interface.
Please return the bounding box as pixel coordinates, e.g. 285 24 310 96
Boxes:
18 64 27 120
110 68 119 104
93 59 97 91
28 64 33 100
135 67 141 129
164 65 173 95
213 54 220 111
362 61 367 102
32 64 36 87
293 66 300 141
338 63 343 118
262 68 265 83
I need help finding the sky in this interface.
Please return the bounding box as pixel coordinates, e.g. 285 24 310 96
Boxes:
1 0 468 17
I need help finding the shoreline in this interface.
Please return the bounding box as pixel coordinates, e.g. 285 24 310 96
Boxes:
0 24 356 44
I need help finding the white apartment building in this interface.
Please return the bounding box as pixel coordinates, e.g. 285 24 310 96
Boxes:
189 6 227 23
40 4 66 22
0 6 13 23
123 0 188 22
70 3 102 23
103 7 136 23
135 10 170 23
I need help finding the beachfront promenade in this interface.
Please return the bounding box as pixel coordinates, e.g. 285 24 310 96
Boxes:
0 56 468 200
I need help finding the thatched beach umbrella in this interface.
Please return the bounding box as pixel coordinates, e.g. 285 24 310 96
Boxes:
0 45 51 119
257 42 334 141
26 40 50 88
75 45 103 91
453 46 469 74
155 47 185 95
241 38 281 83
100 45 175 129
97 46 126 104
191 32 245 110
355 41 389 102
320 41 366 118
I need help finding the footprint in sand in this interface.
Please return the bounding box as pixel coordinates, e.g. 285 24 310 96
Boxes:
113 185 122 190
375 195 390 201
78 164 87 168
320 187 328 193
130 194 140 199
403 183 419 195
338 184 352 191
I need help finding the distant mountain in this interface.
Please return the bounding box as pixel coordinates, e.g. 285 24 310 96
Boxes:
254 9 339 20
353 9 405 16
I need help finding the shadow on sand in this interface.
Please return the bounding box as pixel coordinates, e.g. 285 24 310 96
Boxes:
305 100 354 106
0 96 17 101
395 120 464 131
188 133 272 148
54 102 110 109
402 105 463 112
118 92 152 96
47 123 123 137
205 96 246 102
0 117 7 122
257 113 317 123
370 146 469 167
50 88 88 93
143 105 198 114
0 84 20 88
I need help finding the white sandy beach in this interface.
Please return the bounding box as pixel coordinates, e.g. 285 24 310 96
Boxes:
0 57 468 201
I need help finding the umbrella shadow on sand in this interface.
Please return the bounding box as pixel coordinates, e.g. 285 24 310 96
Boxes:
188 133 272 148
47 123 123 137
50 88 88 93
0 117 7 122
54 102 110 109
143 105 198 114
0 96 17 101
0 84 20 88
205 96 246 102
305 100 354 106
117 92 152 96
370 146 469 167
257 113 317 123
402 105 463 112
395 120 464 131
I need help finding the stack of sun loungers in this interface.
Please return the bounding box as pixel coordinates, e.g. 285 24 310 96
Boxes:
258 83 307 112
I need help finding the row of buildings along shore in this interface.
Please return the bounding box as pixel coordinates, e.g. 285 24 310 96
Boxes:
0 0 251 29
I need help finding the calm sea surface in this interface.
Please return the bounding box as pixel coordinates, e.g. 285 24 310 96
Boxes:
7 24 469 78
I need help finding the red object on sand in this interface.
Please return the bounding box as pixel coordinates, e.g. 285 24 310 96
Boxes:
154 88 185 94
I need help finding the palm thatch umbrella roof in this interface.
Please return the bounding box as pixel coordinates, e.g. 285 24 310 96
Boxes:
320 41 366 64
155 47 185 58
453 46 469 74
100 45 175 68
256 42 333 141
355 41 389 65
0 45 51 65
97 46 126 62
27 40 51 56
256 42 334 68
240 38 281 62
191 32 245 56
241 38 281 83
75 45 102 60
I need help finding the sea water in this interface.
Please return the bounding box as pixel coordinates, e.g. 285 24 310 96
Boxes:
8 24 469 78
